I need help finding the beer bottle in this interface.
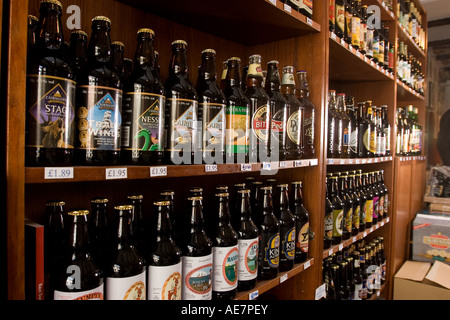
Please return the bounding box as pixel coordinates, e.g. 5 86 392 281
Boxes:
281 66 304 160
380 170 389 219
377 23 385 67
212 193 239 300
338 261 351 300
296 71 315 158
68 30 88 81
111 41 125 80
89 197 111 271
277 184 296 271
351 0 361 49
148 200 182 300
339 173 353 240
26 0 76 167
375 171 385 221
76 16 122 166
335 0 346 39
330 264 341 299
338 93 351 158
365 245 374 298
223 57 250 164
344 0 353 44
370 172 379 224
153 51 161 82
363 173 373 228
196 49 227 164
53 210 104 300
245 54 271 163
165 40 198 165
250 181 263 226
381 105 391 156
258 186 280 280
358 247 368 299
236 189 259 291
352 250 363 300
356 171 367 232
323 257 335 300
367 102 377 157
330 176 344 245
122 28 165 165
329 0 336 33
357 101 371 158
161 190 178 242
345 255 355 300
27 14 38 54
327 90 342 158
324 177 334 249
291 181 309 263
127 194 147 257
220 60 228 91
105 205 146 300
182 196 213 300
359 5 368 54
345 96 358 158
365 7 374 60
265 60 288 161
377 236 386 284
348 174 360 235
383 27 391 70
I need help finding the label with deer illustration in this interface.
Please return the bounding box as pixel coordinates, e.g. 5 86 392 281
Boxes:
148 262 182 300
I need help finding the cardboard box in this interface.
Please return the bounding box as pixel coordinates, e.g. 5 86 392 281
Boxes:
412 213 450 265
394 260 450 300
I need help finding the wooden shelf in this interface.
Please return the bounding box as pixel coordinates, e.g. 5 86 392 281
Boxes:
395 155 426 162
424 196 450 205
234 258 314 300
120 0 321 46
327 156 393 166
396 78 425 101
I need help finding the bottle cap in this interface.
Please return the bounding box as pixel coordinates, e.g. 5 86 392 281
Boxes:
172 39 187 46
138 28 155 35
41 0 62 8
68 210 89 216
114 205 134 211
92 16 111 24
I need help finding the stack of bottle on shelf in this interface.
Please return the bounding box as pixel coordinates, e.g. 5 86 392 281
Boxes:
329 0 395 74
322 237 386 300
26 0 316 168
397 0 426 51
395 105 423 156
397 40 425 95
327 91 391 159
280 0 314 18
44 178 310 300
324 170 389 249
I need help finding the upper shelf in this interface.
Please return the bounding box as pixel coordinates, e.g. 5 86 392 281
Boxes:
120 0 321 46
397 21 427 59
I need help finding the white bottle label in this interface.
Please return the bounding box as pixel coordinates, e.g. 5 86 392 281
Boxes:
213 245 238 292
148 262 182 300
182 254 213 300
54 284 104 300
238 238 258 281
106 271 146 300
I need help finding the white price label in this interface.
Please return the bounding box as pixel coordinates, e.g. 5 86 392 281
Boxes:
283 3 292 13
306 17 313 25
105 168 127 180
249 290 259 300
315 283 326 300
44 167 74 180
150 166 167 177
280 273 288 283
268 0 276 5
205 164 218 172
310 159 318 166
241 164 252 172
304 260 311 269
294 160 303 167
262 162 272 171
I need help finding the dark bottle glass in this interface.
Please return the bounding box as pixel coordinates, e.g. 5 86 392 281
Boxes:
380 170 389 219
27 14 38 55
362 173 373 228
369 172 379 224
357 101 371 158
127 194 147 257
212 193 239 300
223 57 250 164
323 257 336 300
258 186 280 280
281 66 304 160
236 189 259 291
351 0 361 49
330 264 341 299
344 0 353 44
26 0 76 167
358 247 368 300
296 71 315 158
330 176 344 245
324 177 334 249
68 29 88 81
160 190 178 241
277 184 296 271
122 28 165 165
53 210 104 300
111 41 125 80
148 200 182 300
352 250 363 300
345 256 355 300
75 16 122 166
383 27 390 70
250 181 263 226
375 170 386 221
245 54 271 163
89 197 110 271
338 93 352 158
265 60 288 161
356 171 367 232
105 205 146 300
154 50 161 82
164 40 198 165
359 5 368 54
291 181 309 263
328 90 342 159
182 196 213 300
377 236 386 284
339 174 353 241
346 96 358 158
338 261 351 300
196 49 227 165
368 103 378 157
329 0 336 33
123 58 133 83
382 105 391 156
348 174 360 235
335 0 346 38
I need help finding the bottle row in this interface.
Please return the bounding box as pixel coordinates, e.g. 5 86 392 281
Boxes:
324 170 389 249
395 105 423 156
26 1 315 168
280 0 314 18
329 0 395 73
327 91 391 159
323 237 386 300
397 0 426 51
44 179 310 300
397 40 425 96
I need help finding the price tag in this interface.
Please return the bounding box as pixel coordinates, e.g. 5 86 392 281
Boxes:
328 248 334 256
150 166 167 177
279 161 293 169
315 283 326 300
328 159 334 164
268 0 276 5
294 160 303 167
105 168 127 180
283 3 292 13
280 273 288 283
44 167 74 180
304 260 311 269
241 163 252 172
339 244 343 251
310 159 318 166
363 231 368 237
331 32 336 41
249 290 259 300
341 38 346 47
262 162 272 171
353 236 357 243
306 17 313 25
205 164 218 172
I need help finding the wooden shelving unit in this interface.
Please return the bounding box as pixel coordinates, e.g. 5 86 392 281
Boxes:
3 0 428 300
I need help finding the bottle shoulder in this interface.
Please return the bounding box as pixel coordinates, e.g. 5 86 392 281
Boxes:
28 53 74 79
125 69 165 94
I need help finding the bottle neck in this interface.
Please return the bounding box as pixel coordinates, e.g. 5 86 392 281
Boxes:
169 47 188 76
156 205 174 241
239 192 252 220
278 186 290 210
226 61 242 88
217 196 231 226
37 4 64 50
199 54 217 82
296 73 309 98
246 61 263 88
68 214 90 251
134 36 155 69
293 184 304 206
88 24 112 63
115 210 133 247
190 199 204 232
262 189 273 216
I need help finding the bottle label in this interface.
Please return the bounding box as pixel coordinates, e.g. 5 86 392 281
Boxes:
271 108 286 143
282 227 296 261
263 233 280 268
360 23 367 50
369 130 377 154
238 238 258 281
354 283 363 300
226 106 249 154
297 222 309 253
76 85 123 151
343 127 350 147
304 112 314 146
282 73 295 85
122 92 165 153
251 105 271 142
166 98 198 154
345 207 353 233
26 75 76 148
363 128 371 152
106 271 146 300
360 201 367 224
351 17 361 47
332 209 343 237
366 29 374 56
213 245 238 292
353 205 360 229
345 10 352 38
201 102 226 153
350 129 358 153
324 212 333 241
365 200 373 223
329 0 335 23
148 262 182 300
373 196 379 219
247 63 263 78
336 5 345 34
182 254 213 300
300 0 313 14
287 110 301 145
54 284 104 300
